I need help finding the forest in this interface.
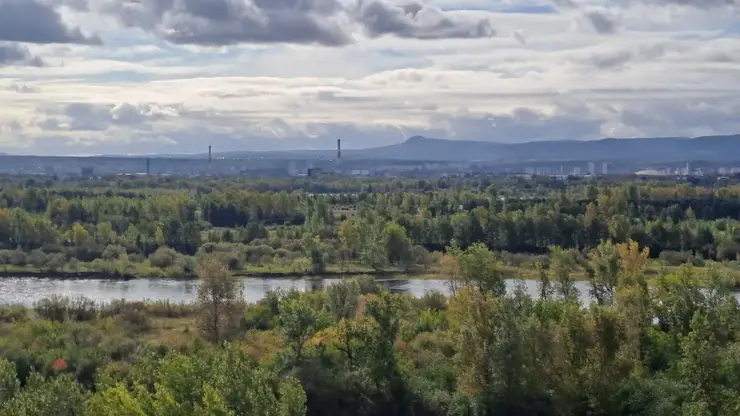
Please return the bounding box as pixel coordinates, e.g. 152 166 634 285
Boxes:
1 175 740 414
1 175 740 281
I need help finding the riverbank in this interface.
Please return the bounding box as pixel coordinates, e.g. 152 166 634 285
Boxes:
0 266 430 281
2 260 740 288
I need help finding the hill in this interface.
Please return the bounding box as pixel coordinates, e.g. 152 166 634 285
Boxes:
199 134 740 163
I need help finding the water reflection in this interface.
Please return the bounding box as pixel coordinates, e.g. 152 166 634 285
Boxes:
0 277 736 306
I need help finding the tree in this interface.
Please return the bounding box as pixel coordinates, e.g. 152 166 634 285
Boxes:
338 220 361 259
85 384 146 416
279 294 331 363
587 240 621 305
548 246 579 302
195 255 244 343
383 222 412 269
456 243 506 297
69 222 90 246
326 279 360 321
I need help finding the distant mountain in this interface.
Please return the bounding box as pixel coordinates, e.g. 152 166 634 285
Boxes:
356 134 740 163
156 134 740 163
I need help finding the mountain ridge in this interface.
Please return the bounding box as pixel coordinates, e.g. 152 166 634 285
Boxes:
200 133 740 163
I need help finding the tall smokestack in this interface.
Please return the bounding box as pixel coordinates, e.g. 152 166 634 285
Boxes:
208 145 212 173
337 139 341 160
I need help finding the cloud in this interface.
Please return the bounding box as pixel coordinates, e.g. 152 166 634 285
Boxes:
642 0 739 7
67 0 495 46
0 43 44 66
513 29 527 44
584 11 617 34
358 0 495 40
37 102 178 132
1 0 740 156
0 0 100 45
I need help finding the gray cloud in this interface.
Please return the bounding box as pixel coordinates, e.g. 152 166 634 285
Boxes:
0 0 99 44
584 11 617 34
577 43 670 70
39 102 177 132
358 0 495 40
513 30 527 45
68 0 494 46
0 43 44 66
643 0 739 6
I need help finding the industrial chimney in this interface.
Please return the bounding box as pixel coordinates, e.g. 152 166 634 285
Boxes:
208 145 212 173
337 139 341 160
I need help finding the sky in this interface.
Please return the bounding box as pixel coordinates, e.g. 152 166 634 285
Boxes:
0 0 739 155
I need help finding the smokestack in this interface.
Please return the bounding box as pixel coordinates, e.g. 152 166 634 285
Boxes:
208 145 212 173
146 158 150 176
337 139 341 160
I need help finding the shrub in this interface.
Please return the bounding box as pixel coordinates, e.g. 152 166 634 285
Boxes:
145 300 195 318
659 250 694 266
34 295 98 322
29 250 47 268
117 309 151 332
0 305 28 323
68 296 98 322
242 303 274 331
101 244 128 261
149 247 180 269
34 295 70 322
355 275 380 295
44 253 66 272
417 291 448 311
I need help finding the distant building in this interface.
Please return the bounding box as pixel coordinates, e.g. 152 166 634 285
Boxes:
573 167 582 176
588 162 596 175
635 169 667 177
602 162 608 175
307 168 324 177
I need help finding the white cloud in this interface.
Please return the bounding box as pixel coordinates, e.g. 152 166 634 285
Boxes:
0 0 738 155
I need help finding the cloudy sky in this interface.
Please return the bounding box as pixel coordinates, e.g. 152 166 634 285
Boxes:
0 0 739 155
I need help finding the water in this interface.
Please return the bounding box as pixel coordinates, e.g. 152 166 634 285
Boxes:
0 277 602 306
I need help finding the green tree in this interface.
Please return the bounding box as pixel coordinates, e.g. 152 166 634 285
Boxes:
383 222 412 269
456 243 506 297
279 294 331 363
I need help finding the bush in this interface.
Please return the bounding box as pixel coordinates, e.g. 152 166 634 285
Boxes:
242 303 274 331
0 250 27 266
717 239 740 261
34 295 69 322
0 305 28 323
417 291 448 311
659 250 694 266
28 250 47 268
34 295 98 322
117 309 151 332
44 252 66 271
145 300 195 318
149 247 179 269
101 245 128 261
355 275 380 295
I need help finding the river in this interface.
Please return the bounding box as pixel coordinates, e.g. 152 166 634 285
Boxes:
0 277 602 306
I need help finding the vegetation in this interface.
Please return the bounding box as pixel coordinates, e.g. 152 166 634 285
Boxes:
1 176 740 281
0 242 740 414
5 175 740 412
